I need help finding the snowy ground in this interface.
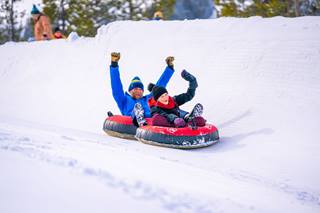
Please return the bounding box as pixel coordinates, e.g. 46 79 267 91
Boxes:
1 17 320 213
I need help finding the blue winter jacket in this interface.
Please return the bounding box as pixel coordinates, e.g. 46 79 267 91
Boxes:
110 65 174 118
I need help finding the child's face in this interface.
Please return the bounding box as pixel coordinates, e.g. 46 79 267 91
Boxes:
158 93 169 104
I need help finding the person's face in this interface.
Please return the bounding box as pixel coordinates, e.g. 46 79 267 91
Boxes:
130 88 144 99
158 93 169 104
32 14 40 21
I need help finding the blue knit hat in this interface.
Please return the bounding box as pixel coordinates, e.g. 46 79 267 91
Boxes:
31 4 40 15
128 76 144 91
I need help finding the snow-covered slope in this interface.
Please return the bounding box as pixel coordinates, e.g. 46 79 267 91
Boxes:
0 17 320 213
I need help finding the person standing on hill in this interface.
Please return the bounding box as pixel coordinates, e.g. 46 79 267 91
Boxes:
153 11 164 20
53 27 67 39
109 52 175 127
31 4 53 41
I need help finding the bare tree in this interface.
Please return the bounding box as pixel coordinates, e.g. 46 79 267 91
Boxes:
0 0 21 41
59 0 66 32
294 0 301 16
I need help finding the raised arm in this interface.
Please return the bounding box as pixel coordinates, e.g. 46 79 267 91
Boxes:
173 70 198 106
109 52 126 112
146 56 175 100
155 56 175 87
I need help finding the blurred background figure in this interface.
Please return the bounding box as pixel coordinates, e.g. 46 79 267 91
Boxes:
0 0 318 45
31 4 53 41
53 27 66 39
153 11 164 20
172 0 216 20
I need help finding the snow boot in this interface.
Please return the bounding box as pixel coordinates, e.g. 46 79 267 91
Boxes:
107 111 114 117
185 103 204 130
186 103 203 120
187 116 206 127
134 103 147 126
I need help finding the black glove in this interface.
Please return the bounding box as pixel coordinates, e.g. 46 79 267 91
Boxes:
181 69 198 89
148 83 155 92
181 69 195 81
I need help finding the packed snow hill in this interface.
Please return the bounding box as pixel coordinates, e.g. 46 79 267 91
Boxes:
1 17 320 213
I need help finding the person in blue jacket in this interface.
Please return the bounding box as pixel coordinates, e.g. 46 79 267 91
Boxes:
109 52 175 127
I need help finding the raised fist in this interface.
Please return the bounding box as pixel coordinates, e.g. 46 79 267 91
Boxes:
181 69 198 89
111 52 120 62
147 83 155 92
165 56 174 66
181 69 195 82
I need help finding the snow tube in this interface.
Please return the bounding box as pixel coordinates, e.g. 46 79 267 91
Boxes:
135 124 219 149
103 115 219 149
103 115 151 140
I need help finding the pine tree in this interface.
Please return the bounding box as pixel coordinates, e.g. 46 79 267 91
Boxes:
43 0 60 29
300 0 320 15
89 0 113 27
41 0 177 37
215 0 320 17
0 0 24 43
43 0 111 37
107 0 150 20
242 0 289 17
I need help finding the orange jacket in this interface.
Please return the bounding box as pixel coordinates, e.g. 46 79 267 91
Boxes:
34 14 53 41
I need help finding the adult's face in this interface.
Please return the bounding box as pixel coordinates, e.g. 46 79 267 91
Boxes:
32 14 40 21
130 88 144 99
158 93 169 105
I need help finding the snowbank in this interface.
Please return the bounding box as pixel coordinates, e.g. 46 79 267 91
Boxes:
0 17 320 213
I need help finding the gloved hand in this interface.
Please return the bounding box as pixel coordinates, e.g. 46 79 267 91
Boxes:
181 69 196 81
111 52 120 62
147 83 155 92
181 69 198 89
173 117 186 128
165 56 174 67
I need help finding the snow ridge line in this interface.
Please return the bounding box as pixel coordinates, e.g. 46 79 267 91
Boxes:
1 125 320 210
153 153 320 208
55 130 320 208
64 134 320 208
224 169 320 206
0 130 230 213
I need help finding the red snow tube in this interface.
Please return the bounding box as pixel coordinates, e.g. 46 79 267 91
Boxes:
103 115 151 140
103 115 219 148
135 124 219 149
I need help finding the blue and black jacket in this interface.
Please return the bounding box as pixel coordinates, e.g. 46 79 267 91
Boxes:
110 63 174 118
